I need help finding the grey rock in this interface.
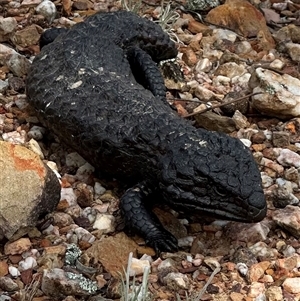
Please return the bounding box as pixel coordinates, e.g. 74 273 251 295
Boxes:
41 268 97 297
194 111 236 133
0 44 31 76
277 148 300 168
0 277 18 292
0 80 8 93
286 43 300 63
273 205 300 238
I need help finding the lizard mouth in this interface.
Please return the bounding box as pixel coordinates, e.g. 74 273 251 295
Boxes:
173 199 267 224
247 203 267 222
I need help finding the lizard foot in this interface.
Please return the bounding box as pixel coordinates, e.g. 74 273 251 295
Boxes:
145 229 178 254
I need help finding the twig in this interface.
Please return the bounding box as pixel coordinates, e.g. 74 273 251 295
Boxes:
194 266 221 301
183 92 263 118
168 97 203 103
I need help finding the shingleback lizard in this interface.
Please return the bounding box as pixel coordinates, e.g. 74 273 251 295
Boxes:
26 10 267 253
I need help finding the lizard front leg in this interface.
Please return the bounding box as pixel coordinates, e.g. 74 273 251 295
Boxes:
120 182 178 253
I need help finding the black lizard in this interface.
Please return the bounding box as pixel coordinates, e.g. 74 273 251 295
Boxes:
26 10 267 253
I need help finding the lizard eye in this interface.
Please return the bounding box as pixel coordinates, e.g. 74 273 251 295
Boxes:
214 186 227 196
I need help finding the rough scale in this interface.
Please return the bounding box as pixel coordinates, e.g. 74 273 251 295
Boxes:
26 10 267 252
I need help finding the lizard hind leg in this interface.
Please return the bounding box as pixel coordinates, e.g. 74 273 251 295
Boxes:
126 46 167 102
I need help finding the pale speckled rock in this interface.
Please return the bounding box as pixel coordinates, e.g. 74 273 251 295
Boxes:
74 227 95 243
247 282 265 298
41 268 97 297
60 187 77 207
18 256 37 271
250 68 300 119
0 141 61 240
265 286 283 301
273 178 299 208
277 148 300 168
193 85 220 102
275 254 300 271
216 62 246 79
93 214 115 233
21 0 42 7
213 28 237 43
163 272 189 290
129 258 151 277
269 59 285 70
231 73 251 89
53 212 74 228
75 162 95 182
282 245 296 257
81 207 97 224
235 41 252 54
0 17 17 42
261 157 284 176
203 257 221 270
240 138 251 148
35 0 57 23
94 182 106 196
261 172 274 188
282 277 300 294
286 43 300 63
157 258 177 272
236 263 248 276
226 222 270 243
249 242 279 260
273 205 300 238
195 58 212 73
8 266 20 278
0 44 31 76
232 110 248 129
2 130 27 144
178 236 194 248
27 138 44 159
284 167 300 184
0 80 8 93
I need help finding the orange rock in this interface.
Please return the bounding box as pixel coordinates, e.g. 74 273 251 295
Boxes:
62 0 72 15
188 20 211 35
0 261 8 277
182 48 198 67
189 33 203 52
4 238 31 255
206 0 275 50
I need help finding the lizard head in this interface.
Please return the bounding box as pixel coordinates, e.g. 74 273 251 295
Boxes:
159 128 267 223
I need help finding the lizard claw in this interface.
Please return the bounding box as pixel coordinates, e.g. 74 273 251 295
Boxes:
146 230 178 254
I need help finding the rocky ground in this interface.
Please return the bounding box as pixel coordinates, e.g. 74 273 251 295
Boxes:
1 0 300 300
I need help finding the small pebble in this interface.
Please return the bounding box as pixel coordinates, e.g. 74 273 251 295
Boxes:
8 266 20 278
18 256 37 271
236 262 248 276
36 0 57 23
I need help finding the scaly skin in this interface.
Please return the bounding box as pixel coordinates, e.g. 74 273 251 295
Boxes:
26 10 267 253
